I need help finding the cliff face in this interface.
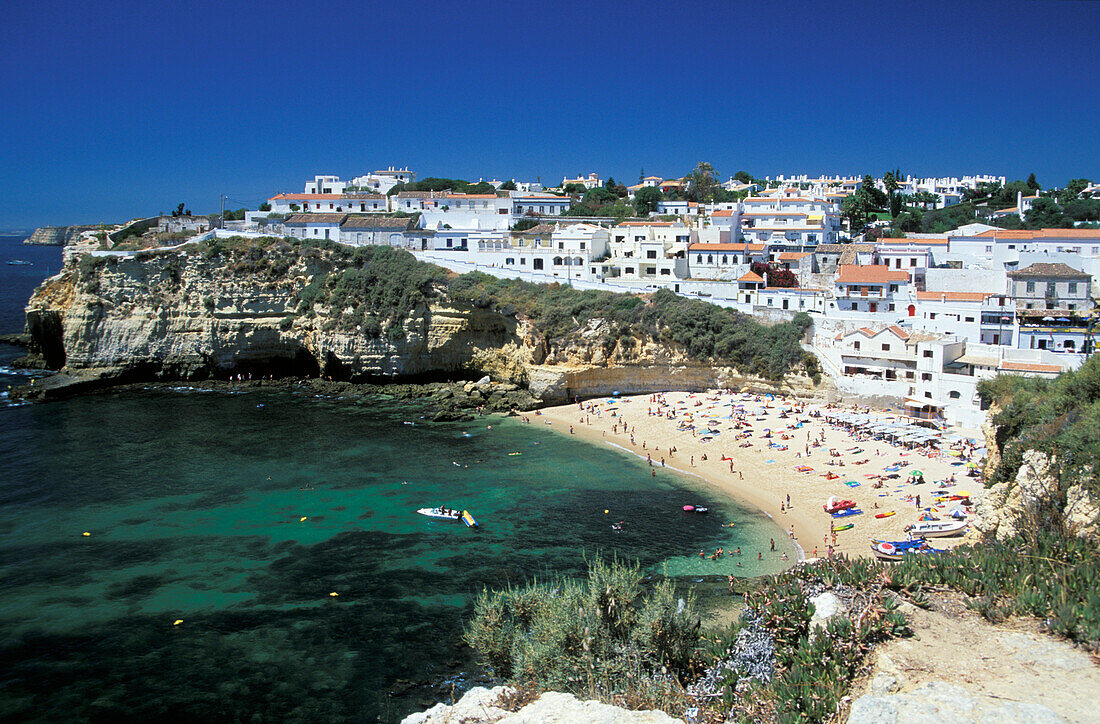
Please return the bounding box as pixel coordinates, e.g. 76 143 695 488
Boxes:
23 225 102 246
24 245 820 401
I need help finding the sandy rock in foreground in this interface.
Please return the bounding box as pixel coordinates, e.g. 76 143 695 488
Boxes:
400 686 682 724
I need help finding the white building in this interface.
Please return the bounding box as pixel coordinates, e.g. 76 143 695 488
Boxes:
348 166 417 194
562 172 601 189
512 193 572 218
268 193 387 214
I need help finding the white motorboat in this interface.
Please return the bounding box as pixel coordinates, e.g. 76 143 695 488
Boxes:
416 507 461 521
905 519 968 538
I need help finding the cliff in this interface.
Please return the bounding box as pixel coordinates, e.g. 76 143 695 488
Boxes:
23 225 105 246
21 238 821 402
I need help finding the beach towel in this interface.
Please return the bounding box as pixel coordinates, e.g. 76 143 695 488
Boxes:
844 481 860 487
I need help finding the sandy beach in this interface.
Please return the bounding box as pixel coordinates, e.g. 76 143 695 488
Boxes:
538 390 982 561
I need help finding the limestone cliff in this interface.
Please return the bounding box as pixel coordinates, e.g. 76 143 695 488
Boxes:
23 225 105 246
23 240 821 402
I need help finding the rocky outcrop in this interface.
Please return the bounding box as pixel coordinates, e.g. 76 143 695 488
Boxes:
972 449 1099 542
21 245 822 403
23 225 104 246
400 686 681 724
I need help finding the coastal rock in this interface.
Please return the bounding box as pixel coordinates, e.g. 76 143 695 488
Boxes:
400 687 681 724
21 243 821 403
847 681 1064 724
808 591 846 631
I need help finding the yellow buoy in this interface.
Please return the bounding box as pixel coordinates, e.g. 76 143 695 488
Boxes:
173 619 183 626
604 509 609 514
329 592 339 597
300 516 308 522
82 532 91 537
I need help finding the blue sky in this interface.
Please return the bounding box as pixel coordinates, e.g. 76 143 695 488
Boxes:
0 0 1096 230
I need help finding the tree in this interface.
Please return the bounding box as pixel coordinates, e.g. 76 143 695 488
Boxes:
563 183 587 195
1058 178 1090 204
861 174 889 210
258 202 271 212
841 193 869 231
633 186 663 216
171 202 186 218
1026 173 1040 190
684 161 717 202
1024 197 1072 229
512 218 538 232
289 204 300 212
734 170 753 184
639 168 645 183
499 180 516 191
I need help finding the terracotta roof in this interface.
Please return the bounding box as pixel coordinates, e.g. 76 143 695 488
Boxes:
340 216 411 230
999 361 1063 374
643 176 663 181
837 326 910 341
396 191 435 198
271 193 344 201
442 193 500 200
742 212 809 217
1006 263 1089 279
914 291 990 302
879 236 949 246
514 223 557 235
975 228 1100 239
285 213 347 224
738 271 765 283
688 243 765 252
778 252 810 261
711 210 737 217
618 221 675 227
836 265 911 284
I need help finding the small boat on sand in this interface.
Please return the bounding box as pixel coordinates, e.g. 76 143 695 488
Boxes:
870 539 943 561
824 496 857 514
905 520 968 538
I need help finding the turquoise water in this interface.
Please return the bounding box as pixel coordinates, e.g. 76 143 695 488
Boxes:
0 237 789 722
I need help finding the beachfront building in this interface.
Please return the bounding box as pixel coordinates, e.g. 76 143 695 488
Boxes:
739 192 841 249
605 223 690 281
1006 262 1093 312
339 216 412 247
268 193 388 214
833 265 911 313
687 242 765 281
284 213 346 241
347 167 416 194
420 193 512 231
512 193 572 218
562 172 601 189
656 200 700 216
873 237 949 290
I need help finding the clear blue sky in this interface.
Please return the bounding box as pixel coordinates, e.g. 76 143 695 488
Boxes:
0 0 1096 230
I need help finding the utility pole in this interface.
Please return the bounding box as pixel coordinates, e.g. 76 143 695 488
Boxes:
219 194 225 229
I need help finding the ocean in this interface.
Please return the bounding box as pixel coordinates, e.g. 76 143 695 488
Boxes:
0 235 787 722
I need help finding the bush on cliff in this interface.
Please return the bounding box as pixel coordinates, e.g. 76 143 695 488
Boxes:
978 355 1100 512
448 273 814 380
465 557 700 711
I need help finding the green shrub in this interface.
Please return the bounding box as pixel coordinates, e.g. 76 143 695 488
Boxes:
464 558 700 709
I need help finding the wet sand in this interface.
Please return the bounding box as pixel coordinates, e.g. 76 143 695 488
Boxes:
538 390 980 560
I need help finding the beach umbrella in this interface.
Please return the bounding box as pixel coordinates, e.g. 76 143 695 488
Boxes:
911 470 924 477
966 462 978 469
1042 316 1054 322
1057 317 1071 323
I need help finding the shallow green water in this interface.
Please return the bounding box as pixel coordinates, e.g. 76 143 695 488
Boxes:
0 244 791 721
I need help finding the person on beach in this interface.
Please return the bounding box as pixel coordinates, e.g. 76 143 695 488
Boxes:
770 538 775 551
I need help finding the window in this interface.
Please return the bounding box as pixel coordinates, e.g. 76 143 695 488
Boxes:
647 250 657 259
882 343 890 351
660 268 671 275
853 341 861 350
921 373 932 381
910 258 918 267
533 258 543 270
889 284 898 293
520 257 526 265
1069 282 1078 294
625 266 635 275
558 243 564 250
580 242 585 250
985 245 993 253
707 255 713 264
925 391 932 399
696 255 703 263
505 258 515 265
721 255 728 264
923 350 933 358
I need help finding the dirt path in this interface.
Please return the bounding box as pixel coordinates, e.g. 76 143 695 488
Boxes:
846 592 1099 723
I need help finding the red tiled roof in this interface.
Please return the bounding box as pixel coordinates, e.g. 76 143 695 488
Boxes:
618 221 675 227
778 252 810 261
1000 361 1063 373
271 193 345 200
914 291 990 302
836 265 911 284
688 243 765 251
712 210 736 217
738 271 765 283
974 228 1100 239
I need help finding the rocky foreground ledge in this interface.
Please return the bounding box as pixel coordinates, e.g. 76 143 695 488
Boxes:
401 686 679 724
